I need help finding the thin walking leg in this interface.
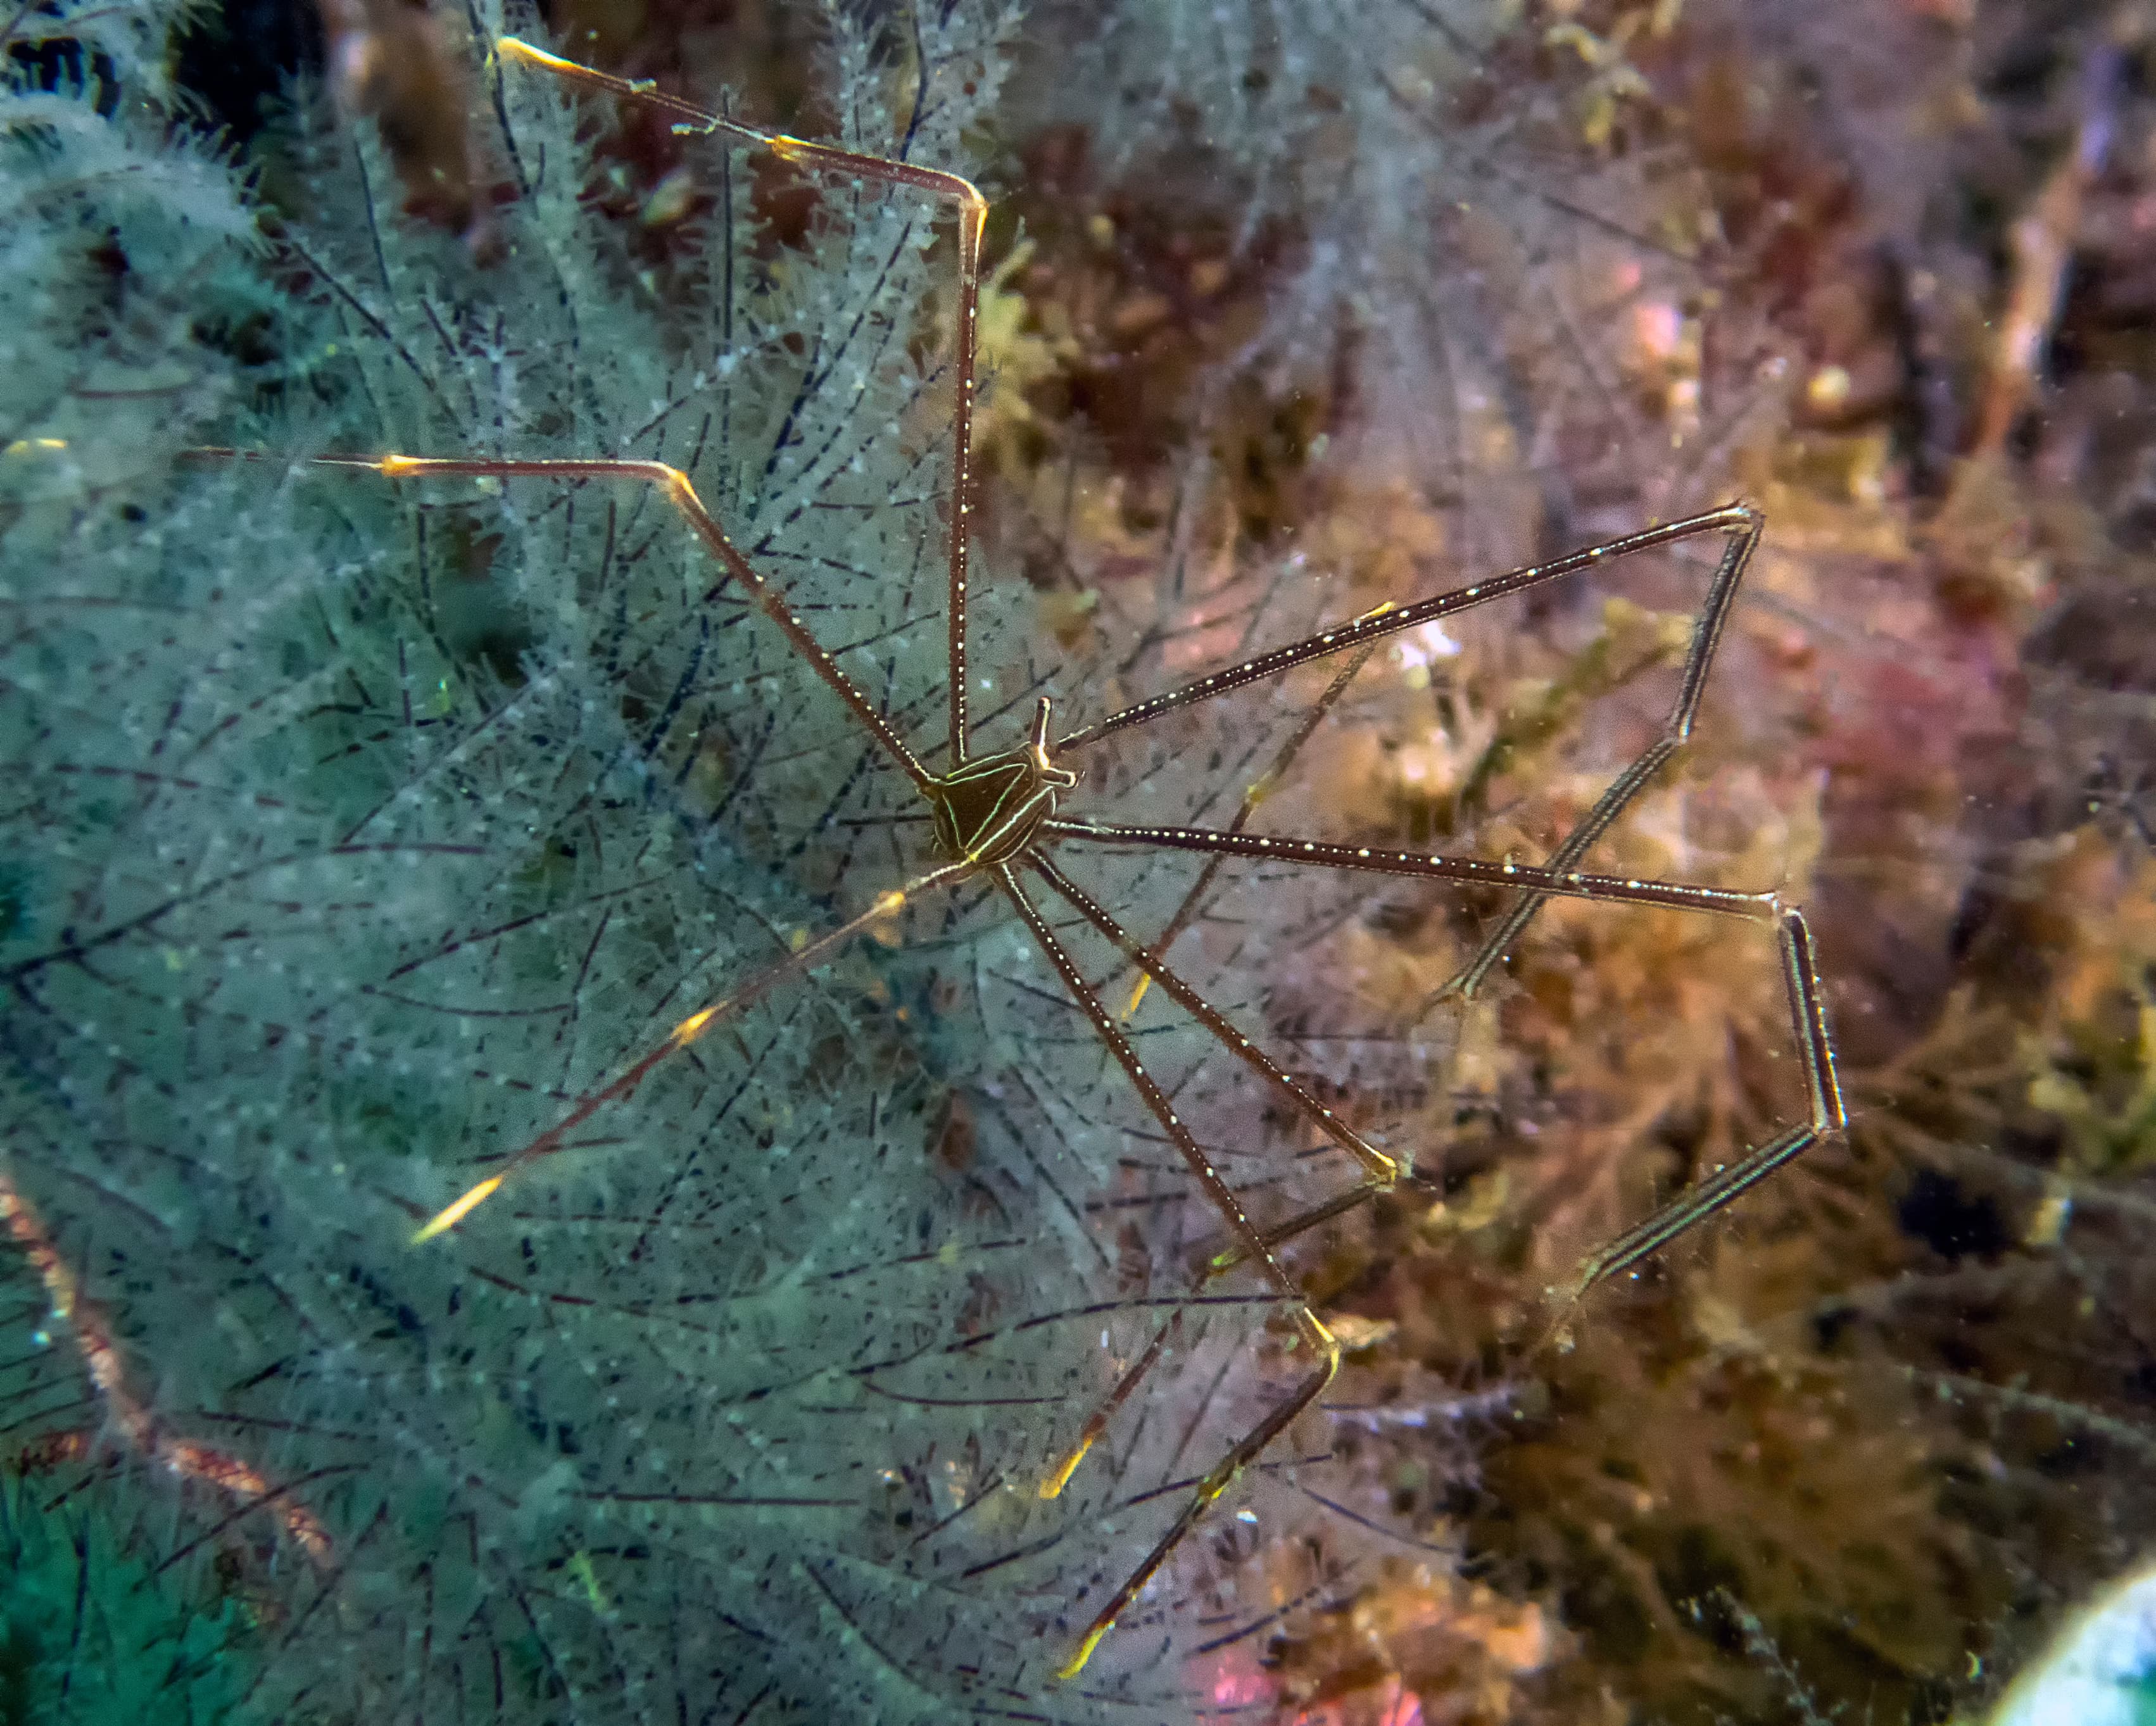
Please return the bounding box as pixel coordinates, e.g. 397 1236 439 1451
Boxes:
1555 906 1843 1300
1056 507 1762 755
494 37 988 769
412 860 968 1241
1121 611 1392 1019
1433 509 1762 1007
1025 848 1401 1513
1047 817 1844 1294
184 450 936 788
994 865 1339 1679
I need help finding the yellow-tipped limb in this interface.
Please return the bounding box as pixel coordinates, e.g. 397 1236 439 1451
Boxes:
405 883 928 1246
1056 1621 1113 1682
410 1175 502 1244
1037 1436 1092 1502
493 35 576 77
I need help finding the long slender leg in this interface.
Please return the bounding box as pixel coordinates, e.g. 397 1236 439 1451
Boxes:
1053 1331 1328 1680
993 864 1339 1679
1434 510 1762 1005
495 37 988 769
1026 848 1399 1530
1031 852 1396 1191
1050 817 1779 917
184 450 936 791
411 860 969 1241
1043 1166 1392 1516
1122 613 1390 1019
1049 817 1846 1287
1055 506 1760 754
1556 905 1841 1298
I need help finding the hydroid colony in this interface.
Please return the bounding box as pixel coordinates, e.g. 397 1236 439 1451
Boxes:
19 2 2126 1723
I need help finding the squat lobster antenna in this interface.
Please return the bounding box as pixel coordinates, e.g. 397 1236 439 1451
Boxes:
1 1164 337 1566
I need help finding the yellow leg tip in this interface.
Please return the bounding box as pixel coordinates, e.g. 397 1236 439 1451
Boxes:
1121 973 1150 1020
672 1004 717 1044
410 1175 503 1244
1055 1622 1110 1680
495 36 561 71
1039 1434 1094 1501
